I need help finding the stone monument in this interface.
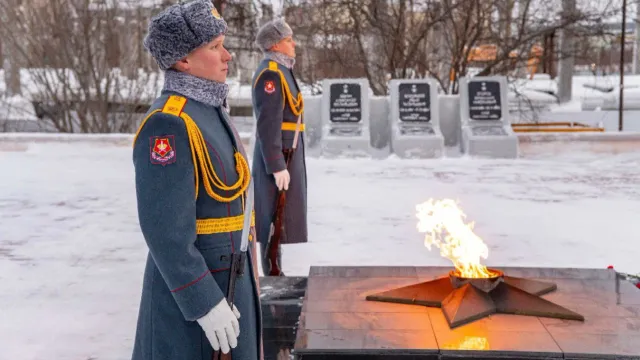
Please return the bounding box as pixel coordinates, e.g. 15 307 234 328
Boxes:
459 76 519 158
293 266 640 360
320 79 372 157
389 79 444 158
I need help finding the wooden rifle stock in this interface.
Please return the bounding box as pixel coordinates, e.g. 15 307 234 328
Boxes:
266 149 293 276
266 191 286 276
266 114 302 276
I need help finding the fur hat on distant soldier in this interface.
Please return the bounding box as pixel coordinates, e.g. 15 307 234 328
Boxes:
255 17 293 52
143 0 227 70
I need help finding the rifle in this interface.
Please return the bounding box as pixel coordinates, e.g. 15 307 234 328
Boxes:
265 115 302 276
212 252 245 360
213 175 254 360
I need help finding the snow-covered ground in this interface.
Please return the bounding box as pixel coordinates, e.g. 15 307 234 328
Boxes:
1 140 640 359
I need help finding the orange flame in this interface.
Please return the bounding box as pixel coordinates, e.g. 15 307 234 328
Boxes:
416 199 495 278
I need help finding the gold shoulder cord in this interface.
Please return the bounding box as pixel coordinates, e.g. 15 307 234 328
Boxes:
132 95 250 203
252 61 304 116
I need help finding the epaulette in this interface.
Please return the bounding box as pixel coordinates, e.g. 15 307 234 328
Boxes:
132 95 188 147
253 61 304 116
132 94 250 204
161 95 188 117
253 61 281 89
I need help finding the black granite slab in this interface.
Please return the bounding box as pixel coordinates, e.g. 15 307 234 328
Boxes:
260 276 307 360
293 266 640 360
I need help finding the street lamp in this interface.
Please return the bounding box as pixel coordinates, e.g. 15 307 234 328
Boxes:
619 0 627 131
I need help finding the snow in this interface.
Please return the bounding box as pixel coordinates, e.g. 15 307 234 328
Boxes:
2 96 38 121
1 137 640 359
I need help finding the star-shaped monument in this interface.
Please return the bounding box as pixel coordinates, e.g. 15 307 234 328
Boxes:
365 269 584 329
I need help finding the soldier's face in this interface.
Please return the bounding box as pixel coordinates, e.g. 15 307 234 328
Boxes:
273 36 296 58
179 35 232 83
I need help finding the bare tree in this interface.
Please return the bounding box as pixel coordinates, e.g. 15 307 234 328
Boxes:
287 0 620 96
0 0 161 133
1 37 22 97
427 0 619 94
209 0 275 83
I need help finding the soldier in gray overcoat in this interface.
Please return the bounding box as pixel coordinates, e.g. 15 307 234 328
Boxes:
251 18 308 276
130 1 262 359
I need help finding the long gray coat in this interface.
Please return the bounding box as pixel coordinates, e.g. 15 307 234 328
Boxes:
131 91 262 360
251 59 308 251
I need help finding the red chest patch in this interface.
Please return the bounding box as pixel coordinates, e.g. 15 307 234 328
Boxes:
264 80 275 94
150 135 176 165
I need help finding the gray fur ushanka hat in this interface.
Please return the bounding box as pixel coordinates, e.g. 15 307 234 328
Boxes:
143 0 227 70
255 17 293 52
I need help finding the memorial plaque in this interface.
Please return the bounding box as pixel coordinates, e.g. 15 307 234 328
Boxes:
400 126 436 136
471 126 508 136
329 127 363 136
398 83 431 122
329 83 362 122
468 80 502 121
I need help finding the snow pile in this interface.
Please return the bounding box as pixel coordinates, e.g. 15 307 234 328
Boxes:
1 95 38 122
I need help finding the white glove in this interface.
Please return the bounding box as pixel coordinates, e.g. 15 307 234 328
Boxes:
196 300 241 353
273 169 290 191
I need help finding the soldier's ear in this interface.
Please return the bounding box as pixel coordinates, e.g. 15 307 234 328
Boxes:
173 58 190 72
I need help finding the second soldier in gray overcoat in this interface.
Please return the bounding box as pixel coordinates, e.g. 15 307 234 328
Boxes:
251 18 308 275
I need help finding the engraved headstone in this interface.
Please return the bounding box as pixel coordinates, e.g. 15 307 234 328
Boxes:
398 83 431 122
329 83 362 123
459 76 518 158
321 79 372 158
468 80 503 121
389 79 444 158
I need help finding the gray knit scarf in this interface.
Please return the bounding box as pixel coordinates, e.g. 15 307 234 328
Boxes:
264 51 295 69
162 69 229 108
